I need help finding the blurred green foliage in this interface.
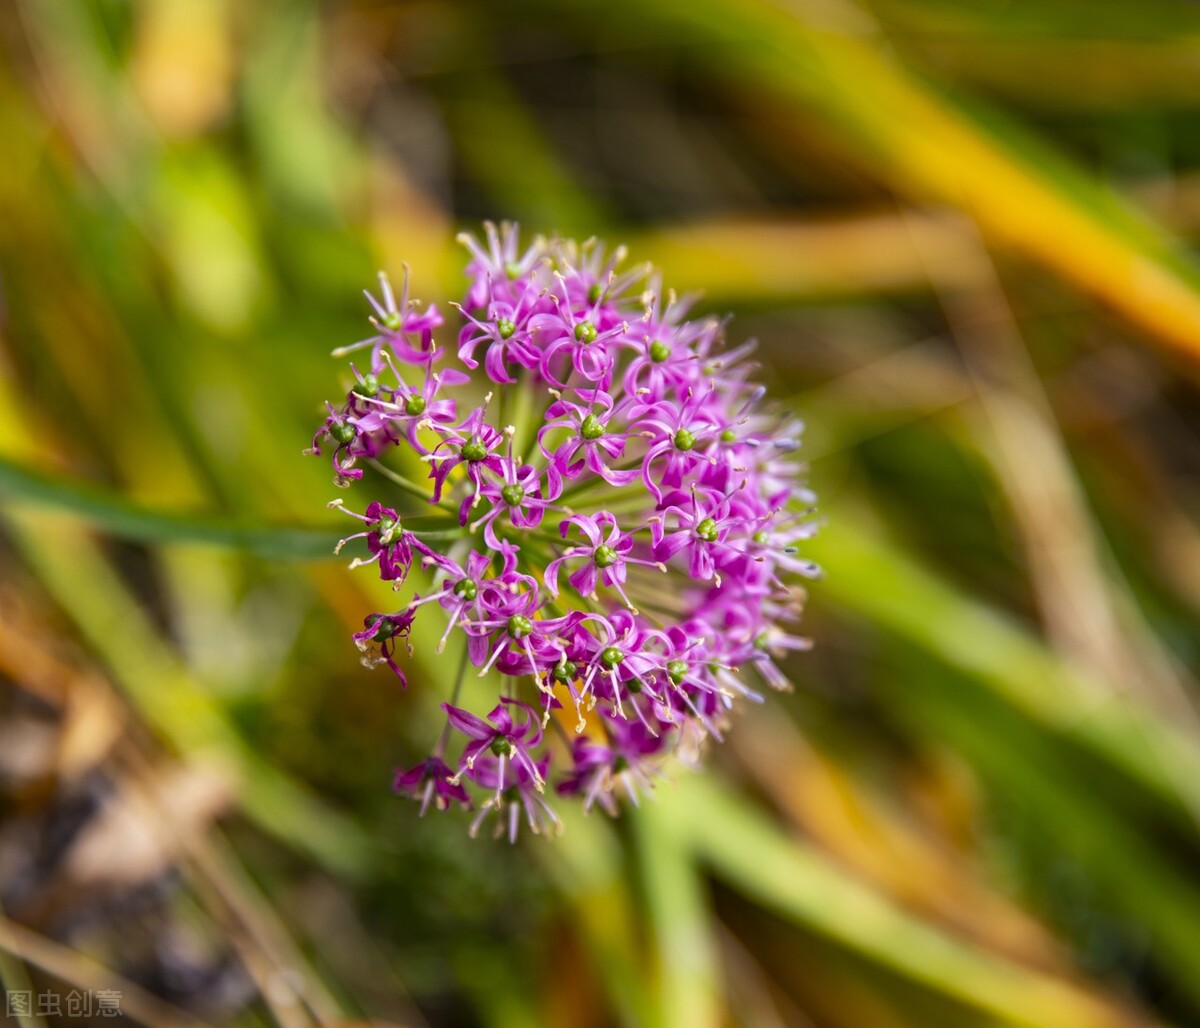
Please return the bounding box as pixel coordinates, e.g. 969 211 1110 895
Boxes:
1 1 1199 1025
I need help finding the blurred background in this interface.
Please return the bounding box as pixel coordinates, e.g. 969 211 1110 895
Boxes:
1 1 1199 1025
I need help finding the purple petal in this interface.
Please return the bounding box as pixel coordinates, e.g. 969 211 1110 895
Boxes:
443 703 494 740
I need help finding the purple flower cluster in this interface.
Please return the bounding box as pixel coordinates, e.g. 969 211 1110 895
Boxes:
310 224 818 840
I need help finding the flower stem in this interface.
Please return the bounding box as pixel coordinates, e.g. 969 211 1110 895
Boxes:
504 366 541 461
559 467 645 503
434 643 472 757
367 458 457 513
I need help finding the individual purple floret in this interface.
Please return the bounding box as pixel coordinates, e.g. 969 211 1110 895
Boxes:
544 512 664 612
393 757 471 815
309 222 818 840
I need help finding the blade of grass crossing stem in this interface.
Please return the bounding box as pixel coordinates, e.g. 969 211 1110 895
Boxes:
0 457 348 560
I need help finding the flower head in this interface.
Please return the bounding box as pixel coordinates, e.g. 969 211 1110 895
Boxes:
311 222 818 839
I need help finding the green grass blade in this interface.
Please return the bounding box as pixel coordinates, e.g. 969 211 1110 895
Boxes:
811 512 1200 824
634 801 722 1028
0 457 341 558
0 457 458 559
671 774 1130 1028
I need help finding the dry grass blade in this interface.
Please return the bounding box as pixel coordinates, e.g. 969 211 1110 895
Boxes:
564 0 1200 366
0 504 375 880
905 212 1200 768
629 209 984 301
0 915 213 1028
17 764 232 929
730 709 1070 971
